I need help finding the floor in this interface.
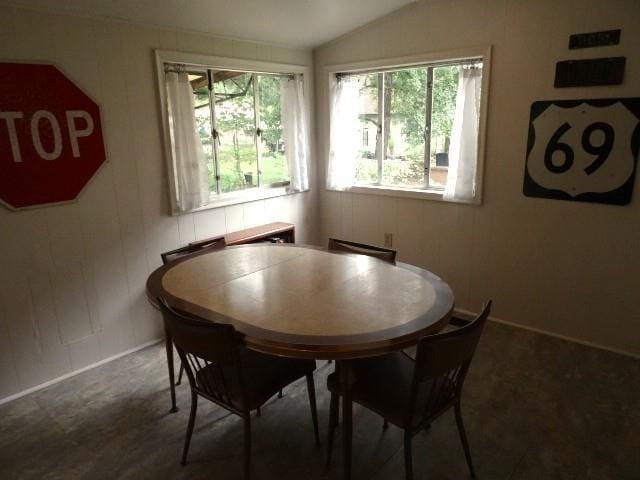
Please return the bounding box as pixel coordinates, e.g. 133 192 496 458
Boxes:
1 322 638 480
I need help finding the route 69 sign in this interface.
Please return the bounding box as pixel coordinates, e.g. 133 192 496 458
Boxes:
523 98 640 205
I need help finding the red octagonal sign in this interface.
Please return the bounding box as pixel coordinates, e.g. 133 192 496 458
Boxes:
0 62 106 210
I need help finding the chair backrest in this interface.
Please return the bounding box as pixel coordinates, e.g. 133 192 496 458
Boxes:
157 298 245 410
161 236 226 265
328 238 397 264
409 300 492 424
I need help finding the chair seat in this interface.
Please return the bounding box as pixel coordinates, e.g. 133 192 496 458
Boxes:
197 349 315 411
327 352 453 429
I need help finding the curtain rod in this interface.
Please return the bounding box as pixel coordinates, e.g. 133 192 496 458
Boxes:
335 58 482 79
163 63 295 79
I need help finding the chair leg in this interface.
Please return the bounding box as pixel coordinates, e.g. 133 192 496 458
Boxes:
455 401 476 478
176 362 185 386
243 415 252 480
326 392 339 467
342 390 353 480
181 390 198 466
403 430 413 480
306 374 321 446
164 332 178 413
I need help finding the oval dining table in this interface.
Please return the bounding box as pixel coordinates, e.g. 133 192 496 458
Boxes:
146 243 454 479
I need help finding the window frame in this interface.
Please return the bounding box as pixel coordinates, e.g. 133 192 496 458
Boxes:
325 46 491 205
155 50 311 214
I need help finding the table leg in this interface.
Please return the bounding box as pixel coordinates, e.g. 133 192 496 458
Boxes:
164 325 178 413
337 360 353 480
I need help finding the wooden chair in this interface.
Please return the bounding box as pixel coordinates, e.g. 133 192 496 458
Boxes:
160 236 227 413
328 238 397 264
326 238 397 366
326 301 492 480
158 298 320 479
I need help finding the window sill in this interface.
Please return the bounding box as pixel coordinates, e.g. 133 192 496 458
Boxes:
348 185 481 205
174 186 305 215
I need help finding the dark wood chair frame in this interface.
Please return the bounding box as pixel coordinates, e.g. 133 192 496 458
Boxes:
326 301 492 480
158 298 320 479
326 238 397 367
328 238 397 264
160 236 227 412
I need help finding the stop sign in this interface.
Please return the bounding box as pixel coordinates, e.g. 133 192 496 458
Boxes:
0 62 106 210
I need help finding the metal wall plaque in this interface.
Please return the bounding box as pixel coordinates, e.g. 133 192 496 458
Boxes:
569 29 621 49
523 98 640 206
554 57 625 88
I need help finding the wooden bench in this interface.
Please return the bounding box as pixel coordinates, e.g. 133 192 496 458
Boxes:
189 221 295 248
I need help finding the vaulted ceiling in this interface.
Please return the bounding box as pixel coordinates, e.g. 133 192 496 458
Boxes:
2 0 417 48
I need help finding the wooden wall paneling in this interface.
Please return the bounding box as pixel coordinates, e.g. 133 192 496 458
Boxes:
67 335 102 371
340 192 354 242
50 15 100 95
264 197 286 225
79 191 130 334
435 204 475 309
8 7 57 60
211 37 234 57
256 44 273 63
232 40 260 60
120 24 180 268
352 193 379 246
0 7 15 51
377 196 398 248
0 302 20 399
27 272 60 348
489 201 542 324
1 207 58 351
175 31 218 56
192 208 226 242
0 270 71 390
224 204 245 233
395 198 424 267
319 191 342 241
92 22 150 357
271 46 310 66
177 213 197 246
50 264 95 344
466 203 495 313
0 272 42 367
243 200 266 228
41 16 105 345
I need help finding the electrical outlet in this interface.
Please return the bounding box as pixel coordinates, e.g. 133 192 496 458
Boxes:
384 233 393 248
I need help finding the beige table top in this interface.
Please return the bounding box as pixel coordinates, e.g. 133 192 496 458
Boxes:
147 244 454 359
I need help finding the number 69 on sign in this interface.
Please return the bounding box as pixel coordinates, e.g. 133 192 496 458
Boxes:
523 98 640 205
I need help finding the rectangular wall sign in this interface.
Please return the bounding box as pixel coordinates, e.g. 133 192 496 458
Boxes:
569 29 621 49
555 57 625 88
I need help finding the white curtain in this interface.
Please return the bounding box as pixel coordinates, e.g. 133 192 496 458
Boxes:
444 67 482 202
280 75 309 192
165 71 210 212
327 76 360 191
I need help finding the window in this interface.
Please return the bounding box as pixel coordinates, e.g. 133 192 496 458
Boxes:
156 51 309 214
327 49 489 204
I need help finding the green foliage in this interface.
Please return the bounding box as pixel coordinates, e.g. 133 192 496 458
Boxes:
258 76 283 150
431 66 459 141
388 69 427 148
354 65 460 186
192 72 289 194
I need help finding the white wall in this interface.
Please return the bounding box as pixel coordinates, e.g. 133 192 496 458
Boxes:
315 0 640 356
0 6 318 401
